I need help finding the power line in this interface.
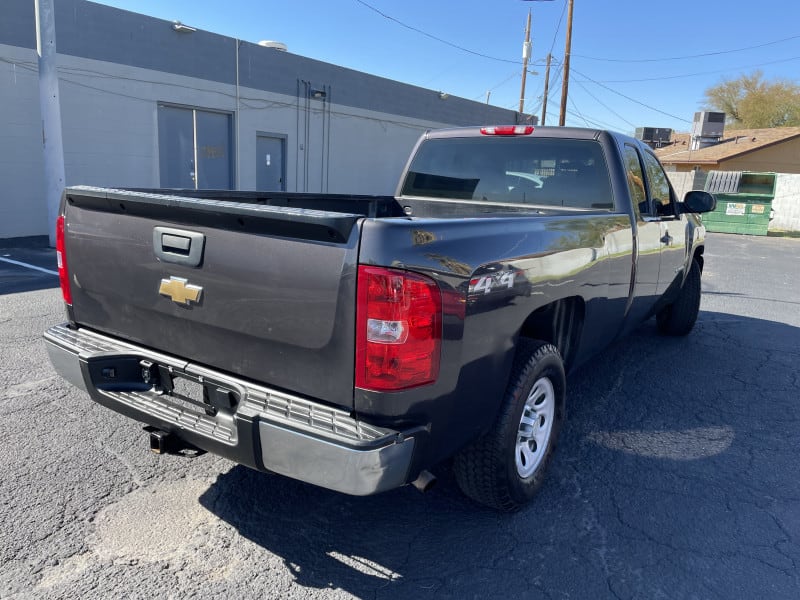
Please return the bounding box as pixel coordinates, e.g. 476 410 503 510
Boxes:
473 70 520 101
591 55 800 83
353 0 521 64
530 61 563 116
573 79 635 128
547 0 567 56
573 33 800 63
576 112 628 131
564 113 613 130
571 66 692 123
567 95 591 127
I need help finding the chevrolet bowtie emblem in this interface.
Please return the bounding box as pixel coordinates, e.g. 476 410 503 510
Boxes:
158 276 203 306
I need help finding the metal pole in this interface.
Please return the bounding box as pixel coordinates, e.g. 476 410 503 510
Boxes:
35 0 66 247
558 0 574 126
518 11 532 114
541 53 552 125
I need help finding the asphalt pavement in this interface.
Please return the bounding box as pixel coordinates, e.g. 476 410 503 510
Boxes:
1 233 798 599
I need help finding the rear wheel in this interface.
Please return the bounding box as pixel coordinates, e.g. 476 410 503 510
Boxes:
454 339 566 511
657 258 701 336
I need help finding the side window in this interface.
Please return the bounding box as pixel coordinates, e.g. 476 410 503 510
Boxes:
642 151 675 217
622 145 648 218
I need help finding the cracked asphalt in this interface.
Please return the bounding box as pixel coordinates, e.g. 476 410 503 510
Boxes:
1 233 799 599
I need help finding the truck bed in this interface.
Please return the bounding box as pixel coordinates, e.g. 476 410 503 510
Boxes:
61 186 403 410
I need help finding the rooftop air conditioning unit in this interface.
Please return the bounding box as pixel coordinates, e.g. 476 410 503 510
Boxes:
692 111 725 139
635 127 673 148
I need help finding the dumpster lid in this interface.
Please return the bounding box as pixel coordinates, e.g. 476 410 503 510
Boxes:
705 171 742 194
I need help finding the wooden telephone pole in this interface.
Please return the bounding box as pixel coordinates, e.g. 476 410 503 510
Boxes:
541 53 552 125
558 0 574 126
518 11 532 114
519 1 555 118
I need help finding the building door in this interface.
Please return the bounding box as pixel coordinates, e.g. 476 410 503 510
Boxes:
157 105 194 188
195 111 233 189
256 135 286 191
158 105 233 189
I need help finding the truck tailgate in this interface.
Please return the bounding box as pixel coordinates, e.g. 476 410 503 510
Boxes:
62 187 362 409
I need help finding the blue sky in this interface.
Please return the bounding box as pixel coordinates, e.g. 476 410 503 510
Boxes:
97 0 800 134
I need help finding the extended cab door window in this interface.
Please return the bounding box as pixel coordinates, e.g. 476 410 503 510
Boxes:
622 145 648 218
621 142 662 312
641 151 676 218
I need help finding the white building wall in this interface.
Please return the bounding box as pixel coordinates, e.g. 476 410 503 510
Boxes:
0 48 478 238
56 53 239 189
323 103 439 194
236 85 441 195
0 44 46 238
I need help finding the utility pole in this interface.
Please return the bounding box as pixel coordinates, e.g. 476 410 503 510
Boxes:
541 53 552 125
518 10 532 114
35 0 66 247
558 0 574 126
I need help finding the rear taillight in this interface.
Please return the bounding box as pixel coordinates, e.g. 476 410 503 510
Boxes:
480 125 534 136
356 266 442 391
56 215 72 305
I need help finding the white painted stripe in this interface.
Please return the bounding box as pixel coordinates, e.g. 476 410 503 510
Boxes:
0 256 59 276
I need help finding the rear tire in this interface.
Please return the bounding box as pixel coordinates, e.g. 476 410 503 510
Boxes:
657 258 701 336
454 339 566 511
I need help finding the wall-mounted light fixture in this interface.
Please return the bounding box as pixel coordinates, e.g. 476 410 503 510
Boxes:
438 91 449 100
311 89 327 99
258 40 288 52
172 21 197 33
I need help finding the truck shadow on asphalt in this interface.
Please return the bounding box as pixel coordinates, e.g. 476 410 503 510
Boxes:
199 311 800 598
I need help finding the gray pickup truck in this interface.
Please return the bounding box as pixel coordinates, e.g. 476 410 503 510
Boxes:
45 125 715 510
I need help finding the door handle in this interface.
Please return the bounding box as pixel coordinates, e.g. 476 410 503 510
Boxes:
153 227 205 267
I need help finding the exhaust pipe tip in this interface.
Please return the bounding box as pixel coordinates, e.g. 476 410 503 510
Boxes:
411 470 437 493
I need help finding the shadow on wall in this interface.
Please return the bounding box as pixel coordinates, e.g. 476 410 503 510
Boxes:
199 311 800 599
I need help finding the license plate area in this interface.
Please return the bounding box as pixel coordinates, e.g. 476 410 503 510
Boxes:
166 375 214 416
160 370 239 415
87 355 240 416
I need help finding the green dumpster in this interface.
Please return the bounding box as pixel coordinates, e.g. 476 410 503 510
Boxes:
702 171 776 236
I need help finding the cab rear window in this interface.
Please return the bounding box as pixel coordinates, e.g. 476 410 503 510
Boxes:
400 137 613 210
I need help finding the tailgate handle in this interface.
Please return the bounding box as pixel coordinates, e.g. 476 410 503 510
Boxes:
153 227 205 267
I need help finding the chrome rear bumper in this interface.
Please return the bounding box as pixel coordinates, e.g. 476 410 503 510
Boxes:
44 323 415 495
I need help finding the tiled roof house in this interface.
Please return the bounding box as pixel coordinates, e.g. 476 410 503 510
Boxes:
654 127 800 174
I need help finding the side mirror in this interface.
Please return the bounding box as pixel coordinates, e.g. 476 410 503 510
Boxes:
681 190 716 214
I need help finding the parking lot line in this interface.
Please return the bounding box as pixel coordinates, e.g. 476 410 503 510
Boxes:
0 256 58 276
